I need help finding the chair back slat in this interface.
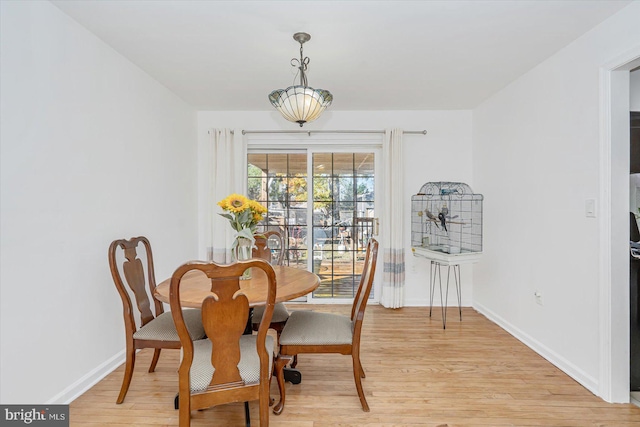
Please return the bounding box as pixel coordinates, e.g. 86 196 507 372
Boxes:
201 285 248 386
351 239 379 330
123 249 154 325
109 236 162 330
252 237 272 264
253 230 284 266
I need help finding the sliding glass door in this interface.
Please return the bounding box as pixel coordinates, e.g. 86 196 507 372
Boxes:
248 148 378 301
247 152 308 270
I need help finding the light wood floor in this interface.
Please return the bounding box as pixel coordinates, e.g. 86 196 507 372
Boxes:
70 305 640 426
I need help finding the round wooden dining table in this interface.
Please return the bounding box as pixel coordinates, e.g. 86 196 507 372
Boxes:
154 265 320 308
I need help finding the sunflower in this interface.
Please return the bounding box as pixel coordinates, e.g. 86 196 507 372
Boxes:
217 193 266 242
224 194 249 213
249 200 267 214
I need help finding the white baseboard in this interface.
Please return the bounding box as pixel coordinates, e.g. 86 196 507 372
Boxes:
47 350 125 404
474 302 599 395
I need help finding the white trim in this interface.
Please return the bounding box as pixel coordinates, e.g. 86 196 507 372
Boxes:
598 45 640 403
247 140 383 150
245 132 384 148
598 65 613 402
47 350 125 404
475 302 599 395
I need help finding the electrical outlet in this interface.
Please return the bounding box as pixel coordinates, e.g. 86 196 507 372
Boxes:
534 291 543 306
585 199 596 218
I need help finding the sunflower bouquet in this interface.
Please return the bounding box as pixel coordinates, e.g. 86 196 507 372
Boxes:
217 193 267 248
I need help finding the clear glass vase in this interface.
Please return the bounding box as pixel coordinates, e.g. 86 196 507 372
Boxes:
234 237 252 280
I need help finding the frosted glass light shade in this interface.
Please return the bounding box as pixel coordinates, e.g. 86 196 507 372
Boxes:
269 85 333 127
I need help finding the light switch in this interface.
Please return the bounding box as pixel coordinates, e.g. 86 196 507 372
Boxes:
585 199 596 218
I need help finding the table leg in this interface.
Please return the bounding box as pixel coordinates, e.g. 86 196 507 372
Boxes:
244 308 254 335
244 401 251 427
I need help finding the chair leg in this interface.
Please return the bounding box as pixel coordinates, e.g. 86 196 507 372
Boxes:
149 348 161 373
358 356 366 378
268 362 275 406
290 355 298 369
274 323 285 340
116 345 136 404
352 354 370 412
179 392 190 427
273 355 292 415
259 381 270 427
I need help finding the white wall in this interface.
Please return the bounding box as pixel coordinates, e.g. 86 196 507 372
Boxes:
198 110 474 306
0 2 198 403
631 69 640 111
472 1 640 400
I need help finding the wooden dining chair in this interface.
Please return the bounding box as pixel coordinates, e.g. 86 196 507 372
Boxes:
169 259 282 427
252 230 285 266
108 236 205 404
273 238 379 414
251 231 290 338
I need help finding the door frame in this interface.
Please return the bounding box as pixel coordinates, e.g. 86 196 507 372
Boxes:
245 133 384 304
599 46 640 403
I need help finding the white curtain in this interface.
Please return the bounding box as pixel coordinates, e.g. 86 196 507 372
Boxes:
380 129 405 308
202 128 246 263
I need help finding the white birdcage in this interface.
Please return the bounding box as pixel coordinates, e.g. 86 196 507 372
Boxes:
411 182 483 257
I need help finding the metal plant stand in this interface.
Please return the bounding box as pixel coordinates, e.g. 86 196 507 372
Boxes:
429 260 462 329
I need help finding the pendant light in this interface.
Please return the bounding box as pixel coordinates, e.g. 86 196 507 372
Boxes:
268 32 333 127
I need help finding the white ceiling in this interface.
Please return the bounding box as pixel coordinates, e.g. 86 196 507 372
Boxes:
52 0 631 111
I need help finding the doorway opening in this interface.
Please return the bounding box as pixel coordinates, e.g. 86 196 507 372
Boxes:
601 52 640 404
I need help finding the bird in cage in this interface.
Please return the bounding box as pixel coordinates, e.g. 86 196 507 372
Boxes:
424 208 440 229
440 203 459 221
438 212 448 232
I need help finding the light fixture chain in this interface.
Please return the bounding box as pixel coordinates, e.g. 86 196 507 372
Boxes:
291 41 309 87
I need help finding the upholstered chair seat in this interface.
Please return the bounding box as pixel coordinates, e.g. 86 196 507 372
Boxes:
279 311 352 346
133 309 205 342
189 335 275 392
252 303 290 325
